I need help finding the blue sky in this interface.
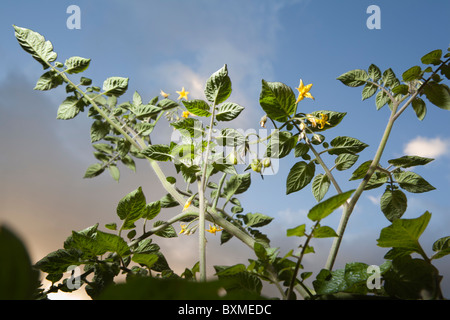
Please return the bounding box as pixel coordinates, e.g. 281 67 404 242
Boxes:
1 0 449 299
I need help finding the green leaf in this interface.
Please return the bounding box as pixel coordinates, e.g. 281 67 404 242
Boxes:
364 172 388 190
394 171 436 193
0 225 40 299
294 142 309 157
349 160 372 180
313 225 338 238
34 70 63 90
307 110 347 132
90 120 110 143
204 64 232 104
215 128 245 147
286 224 306 237
70 230 107 257
216 102 244 121
241 213 274 228
141 144 172 161
102 77 129 97
335 153 359 171
95 230 130 256
265 131 296 159
431 236 450 260
328 136 368 155
307 189 354 222
223 173 251 200
423 82 450 110
64 56 91 74
132 253 159 269
368 64 382 81
117 187 147 230
377 211 431 253
375 90 390 110
132 104 162 119
83 163 105 178
132 91 143 106
336 69 369 87
170 118 203 138
160 193 180 208
105 223 117 231
259 80 296 122
153 221 177 238
421 49 442 65
412 97 427 120
108 165 120 182
382 68 399 87
402 66 422 82
34 248 81 274
388 155 434 168
143 201 161 220
182 99 211 117
383 256 440 299
286 161 315 195
56 96 84 120
312 173 330 202
362 83 377 101
13 25 57 69
380 189 407 222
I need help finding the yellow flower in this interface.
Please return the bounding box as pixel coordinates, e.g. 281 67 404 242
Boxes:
176 87 189 100
296 79 314 103
183 198 192 211
160 89 169 98
306 114 317 127
179 223 188 234
259 114 267 128
182 111 191 118
206 224 223 235
316 113 330 129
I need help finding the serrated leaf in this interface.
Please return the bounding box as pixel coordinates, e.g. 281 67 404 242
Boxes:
431 236 450 260
64 56 91 74
362 83 377 101
421 49 442 65
216 102 244 121
294 142 309 157
34 70 63 91
375 90 390 110
95 230 130 256
349 160 372 180
265 131 296 159
116 187 147 230
259 80 296 122
242 212 274 228
143 201 161 221
108 165 120 182
368 64 382 81
328 136 368 155
132 253 159 269
335 153 359 171
90 120 110 142
132 91 142 107
204 64 232 104
223 173 251 200
141 144 172 161
84 163 105 178
153 221 177 238
377 211 431 252
286 161 315 195
382 68 398 87
170 118 203 138
312 174 330 202
286 224 306 237
13 25 57 69
336 69 369 87
388 155 433 168
380 189 407 222
132 104 162 119
308 189 354 221
182 99 211 117
102 77 129 97
402 66 422 82
394 171 436 193
57 96 84 120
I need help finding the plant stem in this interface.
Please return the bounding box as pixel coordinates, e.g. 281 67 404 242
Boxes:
325 100 400 270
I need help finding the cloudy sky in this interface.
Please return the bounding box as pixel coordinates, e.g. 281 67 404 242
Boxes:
1 0 450 299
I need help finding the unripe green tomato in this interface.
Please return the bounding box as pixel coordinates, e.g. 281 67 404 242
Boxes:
251 159 262 172
286 123 294 131
262 158 271 168
228 152 238 165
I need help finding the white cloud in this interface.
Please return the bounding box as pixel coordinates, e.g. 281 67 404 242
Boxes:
367 195 380 205
403 136 450 159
